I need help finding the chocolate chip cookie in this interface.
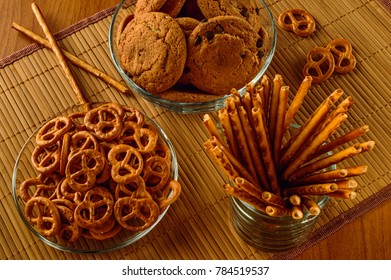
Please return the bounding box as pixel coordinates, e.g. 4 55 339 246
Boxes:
197 0 265 32
118 12 187 94
186 15 265 95
135 0 186 18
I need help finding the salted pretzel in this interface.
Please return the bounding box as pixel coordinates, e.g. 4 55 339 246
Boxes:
278 9 316 37
142 156 170 193
19 177 57 202
303 47 335 83
31 141 61 174
56 178 84 204
154 180 182 212
36 116 72 147
326 38 356 73
84 104 123 141
65 149 105 192
24 196 61 237
114 196 159 231
108 144 144 184
68 130 99 158
74 186 114 229
114 175 151 200
123 106 145 126
54 202 82 242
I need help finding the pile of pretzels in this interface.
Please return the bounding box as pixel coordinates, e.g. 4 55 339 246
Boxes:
18 102 181 242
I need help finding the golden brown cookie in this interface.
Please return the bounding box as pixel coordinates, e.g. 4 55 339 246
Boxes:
197 0 264 32
135 0 186 18
175 17 200 38
186 15 265 95
118 12 187 94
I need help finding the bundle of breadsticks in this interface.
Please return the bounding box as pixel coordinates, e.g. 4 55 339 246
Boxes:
203 74 375 219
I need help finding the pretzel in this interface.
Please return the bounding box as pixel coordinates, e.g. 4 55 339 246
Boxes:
56 178 84 204
31 141 61 174
114 175 151 200
123 106 145 125
326 38 356 73
84 105 123 141
278 9 316 37
68 130 99 158
89 221 123 240
114 196 159 231
55 203 82 242
265 205 291 217
59 132 70 176
74 186 114 229
65 149 105 192
233 177 263 202
24 196 61 237
108 144 144 184
19 177 58 202
142 156 170 193
303 47 335 83
328 189 357 199
36 116 72 148
155 180 182 212
134 127 158 153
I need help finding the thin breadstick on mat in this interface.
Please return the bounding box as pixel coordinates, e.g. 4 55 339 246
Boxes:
11 22 130 94
31 3 89 110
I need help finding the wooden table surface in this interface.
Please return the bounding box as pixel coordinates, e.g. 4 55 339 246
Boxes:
1 0 390 260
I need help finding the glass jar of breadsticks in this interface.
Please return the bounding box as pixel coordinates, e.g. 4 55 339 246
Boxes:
203 74 374 252
12 102 181 253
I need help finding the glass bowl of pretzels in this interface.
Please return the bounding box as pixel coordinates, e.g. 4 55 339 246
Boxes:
109 0 276 114
12 102 180 254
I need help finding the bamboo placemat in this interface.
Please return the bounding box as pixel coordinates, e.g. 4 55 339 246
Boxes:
1 0 391 260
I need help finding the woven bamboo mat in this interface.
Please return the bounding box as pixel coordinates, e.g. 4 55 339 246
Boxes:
1 0 391 260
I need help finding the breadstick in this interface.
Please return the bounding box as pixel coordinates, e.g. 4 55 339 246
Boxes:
229 108 259 185
234 177 264 200
259 75 271 117
311 125 369 159
203 114 226 147
360 140 376 152
266 205 291 217
268 74 283 142
237 106 269 189
218 108 240 159
345 165 368 177
206 136 259 186
203 141 238 182
334 179 358 190
288 141 361 182
313 96 354 136
301 196 321 216
289 194 302 206
283 113 348 181
273 86 289 170
284 76 312 133
289 168 349 185
261 191 287 208
291 205 304 219
251 106 280 195
280 89 344 169
224 183 267 213
283 183 338 197
328 189 357 199
11 22 130 94
31 3 89 110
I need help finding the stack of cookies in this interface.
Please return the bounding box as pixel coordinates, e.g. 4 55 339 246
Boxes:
117 0 270 101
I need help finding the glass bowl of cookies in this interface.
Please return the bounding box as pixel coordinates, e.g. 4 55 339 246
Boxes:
12 102 180 254
109 0 277 114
